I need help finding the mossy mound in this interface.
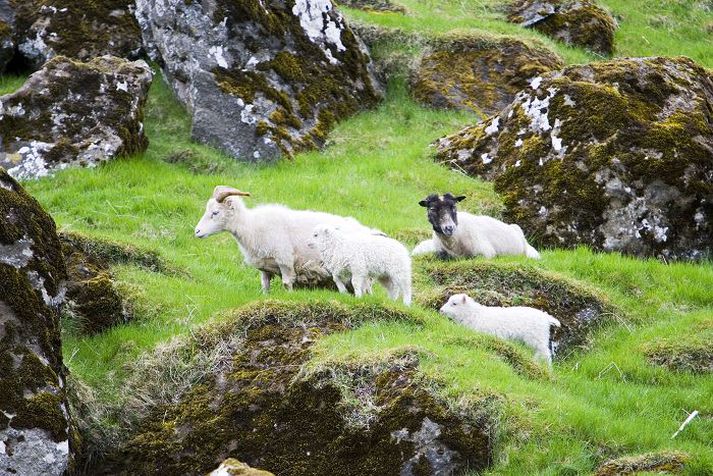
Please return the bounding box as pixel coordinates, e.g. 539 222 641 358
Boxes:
416 259 616 356
643 321 713 374
594 451 689 475
91 300 495 475
135 0 382 161
0 55 153 180
60 234 131 336
507 0 617 56
10 0 142 70
335 0 406 13
411 35 563 116
0 168 74 475
435 56 713 260
208 458 275 476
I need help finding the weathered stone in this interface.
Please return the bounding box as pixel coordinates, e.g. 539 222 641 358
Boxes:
9 0 142 70
135 0 382 161
0 168 74 475
208 458 275 476
507 0 617 56
435 56 713 260
411 35 563 116
417 259 614 356
0 55 152 180
60 233 131 336
93 301 494 475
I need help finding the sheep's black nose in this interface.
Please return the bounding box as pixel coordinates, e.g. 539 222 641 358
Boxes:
443 225 454 235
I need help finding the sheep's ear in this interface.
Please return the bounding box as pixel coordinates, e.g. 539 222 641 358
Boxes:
454 195 466 202
418 199 430 207
461 295 467 304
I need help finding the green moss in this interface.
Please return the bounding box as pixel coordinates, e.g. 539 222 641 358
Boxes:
595 451 689 475
12 392 68 441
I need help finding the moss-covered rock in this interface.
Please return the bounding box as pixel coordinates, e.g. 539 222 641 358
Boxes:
594 451 689 475
334 0 406 13
507 0 617 56
435 56 713 260
0 55 153 180
208 458 275 476
411 35 563 116
135 0 382 161
91 300 495 475
416 259 616 356
60 233 131 336
9 0 142 70
0 168 75 475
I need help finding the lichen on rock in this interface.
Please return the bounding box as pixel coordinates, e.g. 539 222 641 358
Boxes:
0 55 153 180
507 0 617 56
135 0 383 161
0 168 75 475
410 35 563 116
435 56 713 260
9 0 143 70
90 300 495 475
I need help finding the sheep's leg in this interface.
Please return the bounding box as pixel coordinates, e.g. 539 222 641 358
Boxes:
400 279 412 306
260 270 272 294
534 346 553 367
352 274 366 297
380 276 400 301
478 242 497 259
332 272 349 294
278 264 296 291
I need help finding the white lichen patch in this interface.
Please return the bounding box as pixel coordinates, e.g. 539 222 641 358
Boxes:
529 76 542 89
209 45 229 69
292 0 346 64
481 153 493 165
519 87 558 133
484 117 500 136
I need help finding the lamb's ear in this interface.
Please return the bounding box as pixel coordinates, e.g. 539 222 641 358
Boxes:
454 195 466 202
418 199 430 207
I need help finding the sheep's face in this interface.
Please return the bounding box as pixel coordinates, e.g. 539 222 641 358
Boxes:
418 193 465 237
439 293 473 320
194 198 233 238
307 224 335 250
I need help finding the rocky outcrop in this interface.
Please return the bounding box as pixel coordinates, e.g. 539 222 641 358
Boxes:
94 301 495 475
9 0 142 70
410 36 563 116
417 260 614 355
435 56 713 260
60 234 131 336
208 458 276 476
507 0 617 56
0 55 152 180
135 0 382 161
0 168 74 475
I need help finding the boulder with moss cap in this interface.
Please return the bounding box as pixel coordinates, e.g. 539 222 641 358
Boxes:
9 0 143 70
0 168 75 475
435 56 713 260
134 0 382 162
507 0 617 56
0 55 153 180
410 35 563 116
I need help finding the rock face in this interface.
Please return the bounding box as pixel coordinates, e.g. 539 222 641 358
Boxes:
60 233 131 336
435 57 713 260
0 55 153 180
96 301 494 475
0 169 73 475
507 0 617 56
418 260 614 355
135 0 382 161
411 36 563 116
9 0 143 70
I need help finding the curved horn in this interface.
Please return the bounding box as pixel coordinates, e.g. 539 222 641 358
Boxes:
213 186 251 203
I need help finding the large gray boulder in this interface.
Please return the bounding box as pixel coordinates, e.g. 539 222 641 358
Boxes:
0 168 74 475
8 0 143 71
435 56 713 260
135 0 383 161
0 55 153 180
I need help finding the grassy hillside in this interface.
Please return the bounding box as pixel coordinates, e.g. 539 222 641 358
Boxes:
5 0 713 473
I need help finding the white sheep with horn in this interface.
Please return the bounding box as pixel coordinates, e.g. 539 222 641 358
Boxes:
194 186 380 292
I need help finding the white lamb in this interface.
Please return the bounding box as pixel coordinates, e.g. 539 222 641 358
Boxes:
413 193 540 259
308 224 412 306
440 293 560 365
194 186 380 292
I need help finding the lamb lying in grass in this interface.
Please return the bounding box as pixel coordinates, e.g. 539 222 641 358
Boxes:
440 293 560 365
308 224 412 305
413 193 541 259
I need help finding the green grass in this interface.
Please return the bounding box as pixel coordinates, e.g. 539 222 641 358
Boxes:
13 0 713 472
